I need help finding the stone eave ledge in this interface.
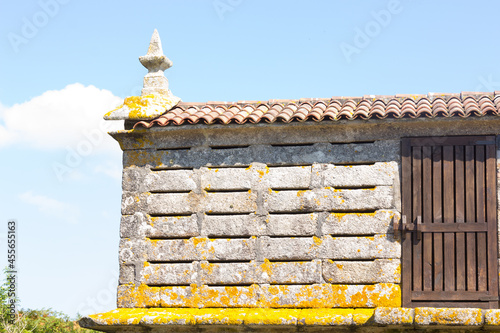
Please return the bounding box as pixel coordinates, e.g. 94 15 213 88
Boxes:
79 307 500 332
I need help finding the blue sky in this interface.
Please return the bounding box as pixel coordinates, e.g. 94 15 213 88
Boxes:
1 0 500 318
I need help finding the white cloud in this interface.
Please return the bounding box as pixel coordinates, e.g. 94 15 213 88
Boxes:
0 83 123 152
19 191 80 224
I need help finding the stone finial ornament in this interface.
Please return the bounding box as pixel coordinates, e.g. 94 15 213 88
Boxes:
104 29 181 121
139 29 173 96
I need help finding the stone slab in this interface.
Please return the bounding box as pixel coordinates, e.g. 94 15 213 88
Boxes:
414 307 483 326
325 234 400 259
122 140 399 169
200 167 253 190
259 259 322 284
119 238 147 264
260 236 327 260
199 261 258 285
259 283 400 308
266 166 312 189
322 259 400 284
117 284 161 308
263 186 393 213
321 162 397 187
202 214 264 236
144 170 197 192
147 238 256 262
146 193 195 215
266 214 317 236
322 210 397 235
147 215 199 238
140 263 197 285
204 191 257 214
160 285 260 308
373 307 414 326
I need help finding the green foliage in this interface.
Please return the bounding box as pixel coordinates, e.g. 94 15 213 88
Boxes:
18 309 97 333
0 269 99 333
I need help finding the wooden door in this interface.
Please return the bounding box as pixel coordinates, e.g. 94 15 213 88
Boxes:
401 136 499 308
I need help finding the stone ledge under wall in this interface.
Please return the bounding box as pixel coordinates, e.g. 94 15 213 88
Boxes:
79 307 500 332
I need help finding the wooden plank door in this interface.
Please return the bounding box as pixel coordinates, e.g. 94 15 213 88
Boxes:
401 136 499 308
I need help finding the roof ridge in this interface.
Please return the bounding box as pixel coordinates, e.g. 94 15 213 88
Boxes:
134 92 500 128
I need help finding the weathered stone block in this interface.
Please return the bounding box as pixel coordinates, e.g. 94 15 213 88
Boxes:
147 238 256 261
299 309 353 326
260 236 327 260
193 308 248 325
146 193 196 215
119 238 147 264
144 170 197 192
140 263 197 285
147 215 199 238
259 284 326 308
121 192 149 215
485 309 500 326
199 261 258 285
123 139 399 169
323 210 397 235
324 234 400 259
201 167 253 190
119 264 135 285
322 162 397 187
160 286 196 307
147 239 198 262
263 186 393 213
122 167 148 192
140 308 197 325
121 213 149 238
322 259 401 283
160 285 261 308
266 214 317 236
414 307 483 326
202 214 264 236
258 259 321 284
352 308 376 325
259 283 400 308
117 284 160 308
326 283 401 308
245 308 299 325
204 191 257 214
266 166 311 189
197 285 260 307
209 238 257 261
374 307 414 326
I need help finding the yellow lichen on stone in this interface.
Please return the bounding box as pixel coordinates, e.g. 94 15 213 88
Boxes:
300 308 352 326
194 308 247 325
104 94 181 120
133 136 154 149
375 307 413 325
246 308 299 325
352 308 375 325
117 284 160 308
142 308 197 325
415 307 483 326
484 309 500 326
89 308 146 325
312 236 322 246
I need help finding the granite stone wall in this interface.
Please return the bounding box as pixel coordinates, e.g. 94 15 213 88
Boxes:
117 140 402 308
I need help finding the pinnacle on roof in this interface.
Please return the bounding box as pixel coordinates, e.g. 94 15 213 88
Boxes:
139 29 174 96
103 29 181 121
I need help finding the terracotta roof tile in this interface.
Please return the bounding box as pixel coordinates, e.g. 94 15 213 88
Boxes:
133 92 500 128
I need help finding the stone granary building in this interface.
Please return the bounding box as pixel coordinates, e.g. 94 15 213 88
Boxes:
81 30 500 332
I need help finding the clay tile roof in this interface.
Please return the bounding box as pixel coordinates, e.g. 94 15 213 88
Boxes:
133 92 500 128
